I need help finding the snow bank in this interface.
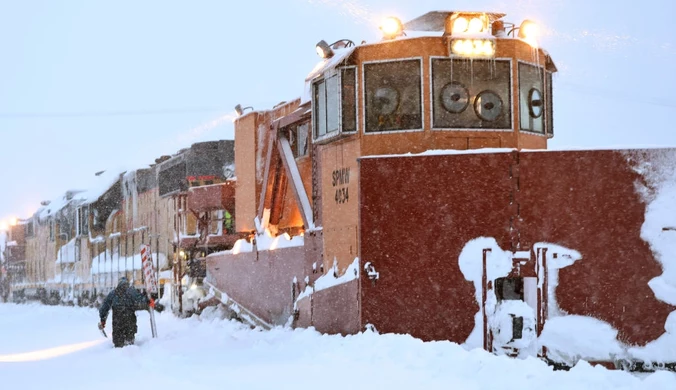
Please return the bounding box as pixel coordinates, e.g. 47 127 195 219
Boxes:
0 303 674 390
540 315 626 365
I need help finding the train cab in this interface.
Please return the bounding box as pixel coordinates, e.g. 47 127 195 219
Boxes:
232 10 558 277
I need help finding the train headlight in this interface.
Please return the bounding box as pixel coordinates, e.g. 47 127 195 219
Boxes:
450 38 496 57
449 13 488 35
467 17 485 33
518 20 538 46
452 17 469 34
380 16 404 39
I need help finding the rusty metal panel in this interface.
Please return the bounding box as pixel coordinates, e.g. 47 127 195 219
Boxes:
207 245 312 326
311 279 361 335
187 182 236 213
518 149 675 346
359 152 515 342
303 230 324 285
294 295 312 328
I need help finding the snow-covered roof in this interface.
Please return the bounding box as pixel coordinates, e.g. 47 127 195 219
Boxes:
305 47 356 83
33 169 126 221
301 46 356 105
78 169 126 206
35 191 84 221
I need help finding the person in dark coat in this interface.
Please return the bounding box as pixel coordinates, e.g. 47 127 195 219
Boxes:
98 277 154 348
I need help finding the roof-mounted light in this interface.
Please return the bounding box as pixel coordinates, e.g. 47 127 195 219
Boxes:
380 16 404 40
315 40 334 59
450 38 496 57
517 19 538 46
447 13 489 35
235 104 253 117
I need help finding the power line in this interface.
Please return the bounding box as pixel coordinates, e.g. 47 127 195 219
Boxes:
0 107 226 119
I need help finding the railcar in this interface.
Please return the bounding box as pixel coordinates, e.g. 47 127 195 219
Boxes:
204 10 676 371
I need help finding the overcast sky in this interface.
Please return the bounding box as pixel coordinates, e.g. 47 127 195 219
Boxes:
0 0 674 223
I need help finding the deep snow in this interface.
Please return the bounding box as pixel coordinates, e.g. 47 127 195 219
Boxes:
0 303 674 390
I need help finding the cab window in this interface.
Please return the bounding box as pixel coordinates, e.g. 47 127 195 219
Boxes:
364 59 422 133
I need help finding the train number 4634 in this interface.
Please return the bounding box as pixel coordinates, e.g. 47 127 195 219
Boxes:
335 187 349 204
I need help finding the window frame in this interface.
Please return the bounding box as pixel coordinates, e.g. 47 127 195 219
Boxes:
288 121 311 159
76 205 89 237
49 218 55 242
362 57 425 135
430 56 514 131
517 60 549 136
311 66 358 143
545 70 554 137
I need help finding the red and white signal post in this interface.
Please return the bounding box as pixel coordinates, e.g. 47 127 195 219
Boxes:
140 244 158 338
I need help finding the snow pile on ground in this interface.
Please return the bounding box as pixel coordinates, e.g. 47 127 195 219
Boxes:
0 303 674 390
539 315 626 365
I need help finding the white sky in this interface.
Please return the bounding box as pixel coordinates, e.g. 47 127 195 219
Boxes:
0 0 674 221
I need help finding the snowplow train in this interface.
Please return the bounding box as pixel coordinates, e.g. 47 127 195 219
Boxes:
1 10 674 372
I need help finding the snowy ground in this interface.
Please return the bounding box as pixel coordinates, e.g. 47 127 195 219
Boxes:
0 303 674 390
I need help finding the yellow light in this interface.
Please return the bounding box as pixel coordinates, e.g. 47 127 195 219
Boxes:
482 40 495 56
179 250 186 258
380 16 403 39
450 39 495 57
9 217 17 226
518 20 539 46
467 17 484 33
0 221 7 231
452 40 464 54
316 45 326 58
463 40 474 53
452 17 469 33
521 21 538 39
